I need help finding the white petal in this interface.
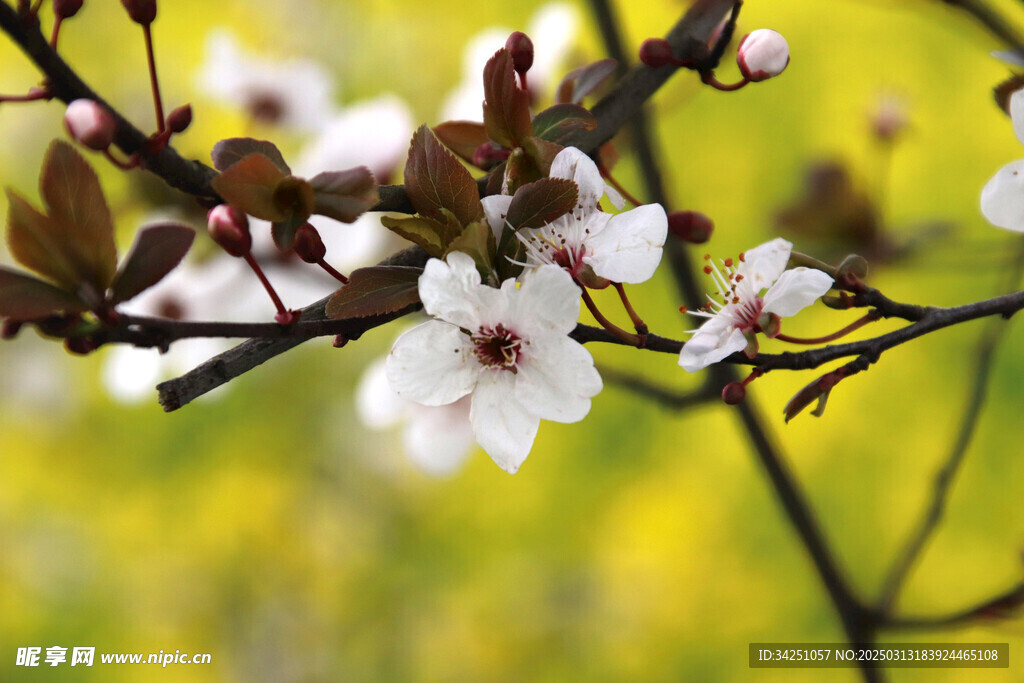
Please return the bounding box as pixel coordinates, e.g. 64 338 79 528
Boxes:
678 315 748 372
582 203 667 283
385 321 477 406
102 346 164 403
549 147 605 210
470 371 540 474
509 264 581 338
311 212 389 273
439 27 511 121
737 237 792 291
1012 89 1024 147
515 336 601 423
981 159 1024 232
482 194 514 242
403 398 475 476
356 357 409 428
417 253 487 329
762 268 834 317
603 182 626 210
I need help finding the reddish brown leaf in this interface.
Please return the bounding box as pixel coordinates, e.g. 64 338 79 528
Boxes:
556 58 618 105
325 266 423 319
211 138 291 174
505 177 578 230
482 49 532 148
39 139 118 289
433 121 489 164
380 214 458 258
521 136 563 177
211 153 290 222
0 266 86 319
404 124 484 227
6 190 79 290
110 223 195 305
310 167 379 223
531 104 597 143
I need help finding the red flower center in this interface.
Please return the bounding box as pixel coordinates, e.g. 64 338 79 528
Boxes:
471 324 523 370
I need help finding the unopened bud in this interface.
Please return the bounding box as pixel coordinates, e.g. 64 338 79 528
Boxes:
722 381 746 405
472 142 510 171
120 0 155 25
737 29 789 82
207 204 251 257
294 223 326 264
639 38 675 68
64 99 116 151
332 334 349 348
1 319 23 339
167 103 192 133
54 0 83 19
506 31 534 75
65 335 98 355
667 210 714 244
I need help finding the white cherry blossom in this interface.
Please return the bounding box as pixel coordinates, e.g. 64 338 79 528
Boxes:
385 252 602 474
482 147 666 284
678 238 833 372
981 88 1024 232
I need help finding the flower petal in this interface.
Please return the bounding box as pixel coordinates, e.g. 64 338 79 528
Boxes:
356 357 409 428
515 336 601 423
1013 89 1024 147
981 159 1024 232
582 203 667 283
737 237 792 291
470 370 540 474
762 267 834 317
386 321 477 406
417 252 487 328
549 147 605 210
404 398 475 476
481 194 514 241
509 264 581 338
678 314 748 372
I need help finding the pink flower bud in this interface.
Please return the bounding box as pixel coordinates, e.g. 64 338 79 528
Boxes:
737 29 789 82
54 0 83 19
667 210 714 244
721 381 746 405
207 204 251 257
293 223 326 264
639 38 675 68
505 31 534 75
167 103 192 133
63 99 116 150
120 0 156 25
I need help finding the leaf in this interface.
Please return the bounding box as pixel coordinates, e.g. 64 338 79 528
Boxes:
502 147 544 196
380 214 458 258
482 49 532 148
109 223 195 305
211 153 290 221
310 167 379 223
433 121 489 165
272 176 315 220
445 220 495 279
39 139 118 289
557 58 617 105
212 138 291 174
0 266 86 319
325 266 423 319
505 178 578 230
6 190 79 290
531 104 597 143
521 136 564 177
271 214 307 251
404 124 484 227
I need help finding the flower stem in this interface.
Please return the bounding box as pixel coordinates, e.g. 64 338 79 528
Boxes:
598 163 644 207
142 24 165 132
0 86 50 102
774 312 880 345
49 15 61 48
103 148 140 170
317 259 349 285
700 71 749 91
242 253 295 323
612 282 648 335
579 286 644 347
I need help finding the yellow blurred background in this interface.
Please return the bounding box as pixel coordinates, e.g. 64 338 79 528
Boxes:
0 0 1022 680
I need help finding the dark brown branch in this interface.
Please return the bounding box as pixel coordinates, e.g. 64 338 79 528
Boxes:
939 0 1024 48
885 581 1024 630
598 365 719 409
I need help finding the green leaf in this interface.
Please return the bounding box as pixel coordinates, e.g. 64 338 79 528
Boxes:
211 153 290 222
531 104 597 143
325 265 423 320
433 121 489 165
555 58 617 105
0 266 86 319
39 139 118 289
380 214 456 258
211 138 291 174
310 167 379 223
6 189 79 290
445 220 495 281
482 48 532 148
271 213 307 252
502 147 543 196
109 223 195 305
505 177 578 230
404 124 484 227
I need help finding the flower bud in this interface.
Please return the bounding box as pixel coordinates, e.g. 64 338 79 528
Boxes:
64 99 116 151
639 38 675 68
472 142 510 171
120 0 156 25
737 29 789 82
505 31 534 75
167 103 192 133
207 204 251 257
293 223 326 264
1 319 23 339
721 381 746 405
54 0 84 19
65 335 98 355
667 210 714 244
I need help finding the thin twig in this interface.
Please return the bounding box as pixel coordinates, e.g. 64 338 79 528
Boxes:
599 365 719 409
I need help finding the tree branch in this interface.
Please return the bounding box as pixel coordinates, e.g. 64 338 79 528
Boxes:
598 364 719 409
